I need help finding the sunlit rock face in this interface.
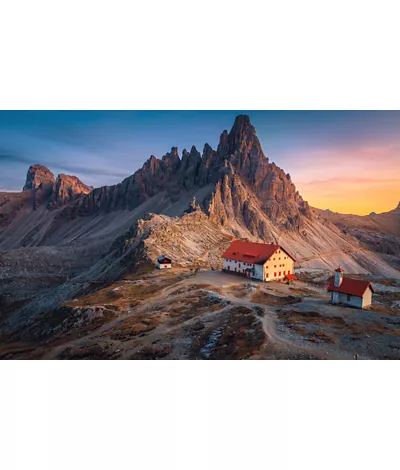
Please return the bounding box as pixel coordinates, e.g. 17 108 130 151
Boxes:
48 174 93 209
19 164 93 211
58 115 312 236
23 164 55 191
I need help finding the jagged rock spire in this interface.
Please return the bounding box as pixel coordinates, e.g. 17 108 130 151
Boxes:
224 114 265 160
23 164 55 191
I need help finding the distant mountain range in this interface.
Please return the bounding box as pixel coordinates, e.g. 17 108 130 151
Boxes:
0 115 399 326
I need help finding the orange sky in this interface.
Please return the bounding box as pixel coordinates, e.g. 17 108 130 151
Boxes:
284 144 400 215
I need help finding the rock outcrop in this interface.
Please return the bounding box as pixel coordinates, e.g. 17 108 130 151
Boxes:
49 174 93 209
315 202 400 265
23 164 55 191
0 165 93 222
59 115 312 238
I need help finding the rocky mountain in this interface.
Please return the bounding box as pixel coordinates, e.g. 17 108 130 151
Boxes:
0 165 93 228
23 164 55 191
1 115 399 327
59 115 311 233
48 173 93 209
315 203 400 269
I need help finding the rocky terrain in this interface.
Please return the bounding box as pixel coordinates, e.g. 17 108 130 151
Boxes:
0 114 399 358
0 268 398 360
315 204 400 270
0 164 93 229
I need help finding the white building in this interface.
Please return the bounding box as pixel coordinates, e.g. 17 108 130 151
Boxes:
327 267 374 309
157 255 172 269
221 240 295 282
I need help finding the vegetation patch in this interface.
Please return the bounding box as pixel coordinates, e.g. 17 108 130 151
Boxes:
251 291 302 306
106 313 164 341
129 344 172 360
165 292 224 325
185 306 265 360
277 309 347 328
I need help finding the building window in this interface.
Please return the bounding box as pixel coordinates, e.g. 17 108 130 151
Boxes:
266 273 269 278
288 270 290 274
279 272 281 276
228 266 230 271
283 271 286 275
274 265 276 268
274 272 276 277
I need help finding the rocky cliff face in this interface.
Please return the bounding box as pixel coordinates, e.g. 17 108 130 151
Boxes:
21 164 92 210
60 115 311 238
316 202 400 260
49 174 93 209
23 164 55 191
0 165 93 225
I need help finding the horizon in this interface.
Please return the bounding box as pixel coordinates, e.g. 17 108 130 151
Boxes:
1 111 399 215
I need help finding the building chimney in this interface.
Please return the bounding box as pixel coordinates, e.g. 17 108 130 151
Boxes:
334 267 344 287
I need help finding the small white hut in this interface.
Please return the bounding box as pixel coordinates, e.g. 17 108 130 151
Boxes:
327 267 374 309
157 255 172 269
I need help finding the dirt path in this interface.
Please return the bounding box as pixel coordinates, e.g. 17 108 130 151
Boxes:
42 270 363 360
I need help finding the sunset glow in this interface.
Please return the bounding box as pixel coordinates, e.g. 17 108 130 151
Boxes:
280 144 400 215
0 111 399 215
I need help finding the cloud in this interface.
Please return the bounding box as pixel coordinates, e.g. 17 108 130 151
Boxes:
301 176 400 188
0 150 130 180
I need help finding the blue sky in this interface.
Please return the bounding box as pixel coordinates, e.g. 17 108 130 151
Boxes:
1 111 399 214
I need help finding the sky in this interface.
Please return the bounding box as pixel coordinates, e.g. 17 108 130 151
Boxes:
0 111 399 215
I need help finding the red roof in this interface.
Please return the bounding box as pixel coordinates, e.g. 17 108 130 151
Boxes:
222 240 296 264
285 273 297 280
327 277 375 297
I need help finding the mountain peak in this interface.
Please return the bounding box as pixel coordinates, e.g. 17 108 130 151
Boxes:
224 114 265 162
233 114 251 127
23 164 55 191
48 173 93 209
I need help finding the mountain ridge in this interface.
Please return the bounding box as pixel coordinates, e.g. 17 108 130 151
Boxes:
0 114 399 326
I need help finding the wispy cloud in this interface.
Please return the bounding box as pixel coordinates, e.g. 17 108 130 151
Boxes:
301 176 400 188
0 151 129 179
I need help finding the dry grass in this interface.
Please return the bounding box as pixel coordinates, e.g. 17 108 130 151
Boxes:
371 302 400 316
226 285 251 299
64 277 179 310
129 344 172 360
0 340 38 359
305 328 336 344
277 309 347 328
166 292 224 325
288 286 316 295
278 308 399 340
106 313 164 342
169 283 214 296
185 306 265 360
251 291 302 306
60 344 117 360
347 321 399 336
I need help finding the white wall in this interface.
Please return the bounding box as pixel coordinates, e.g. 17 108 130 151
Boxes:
157 263 171 269
223 247 295 282
332 291 363 308
254 264 264 281
263 248 294 282
223 258 260 280
362 288 372 308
